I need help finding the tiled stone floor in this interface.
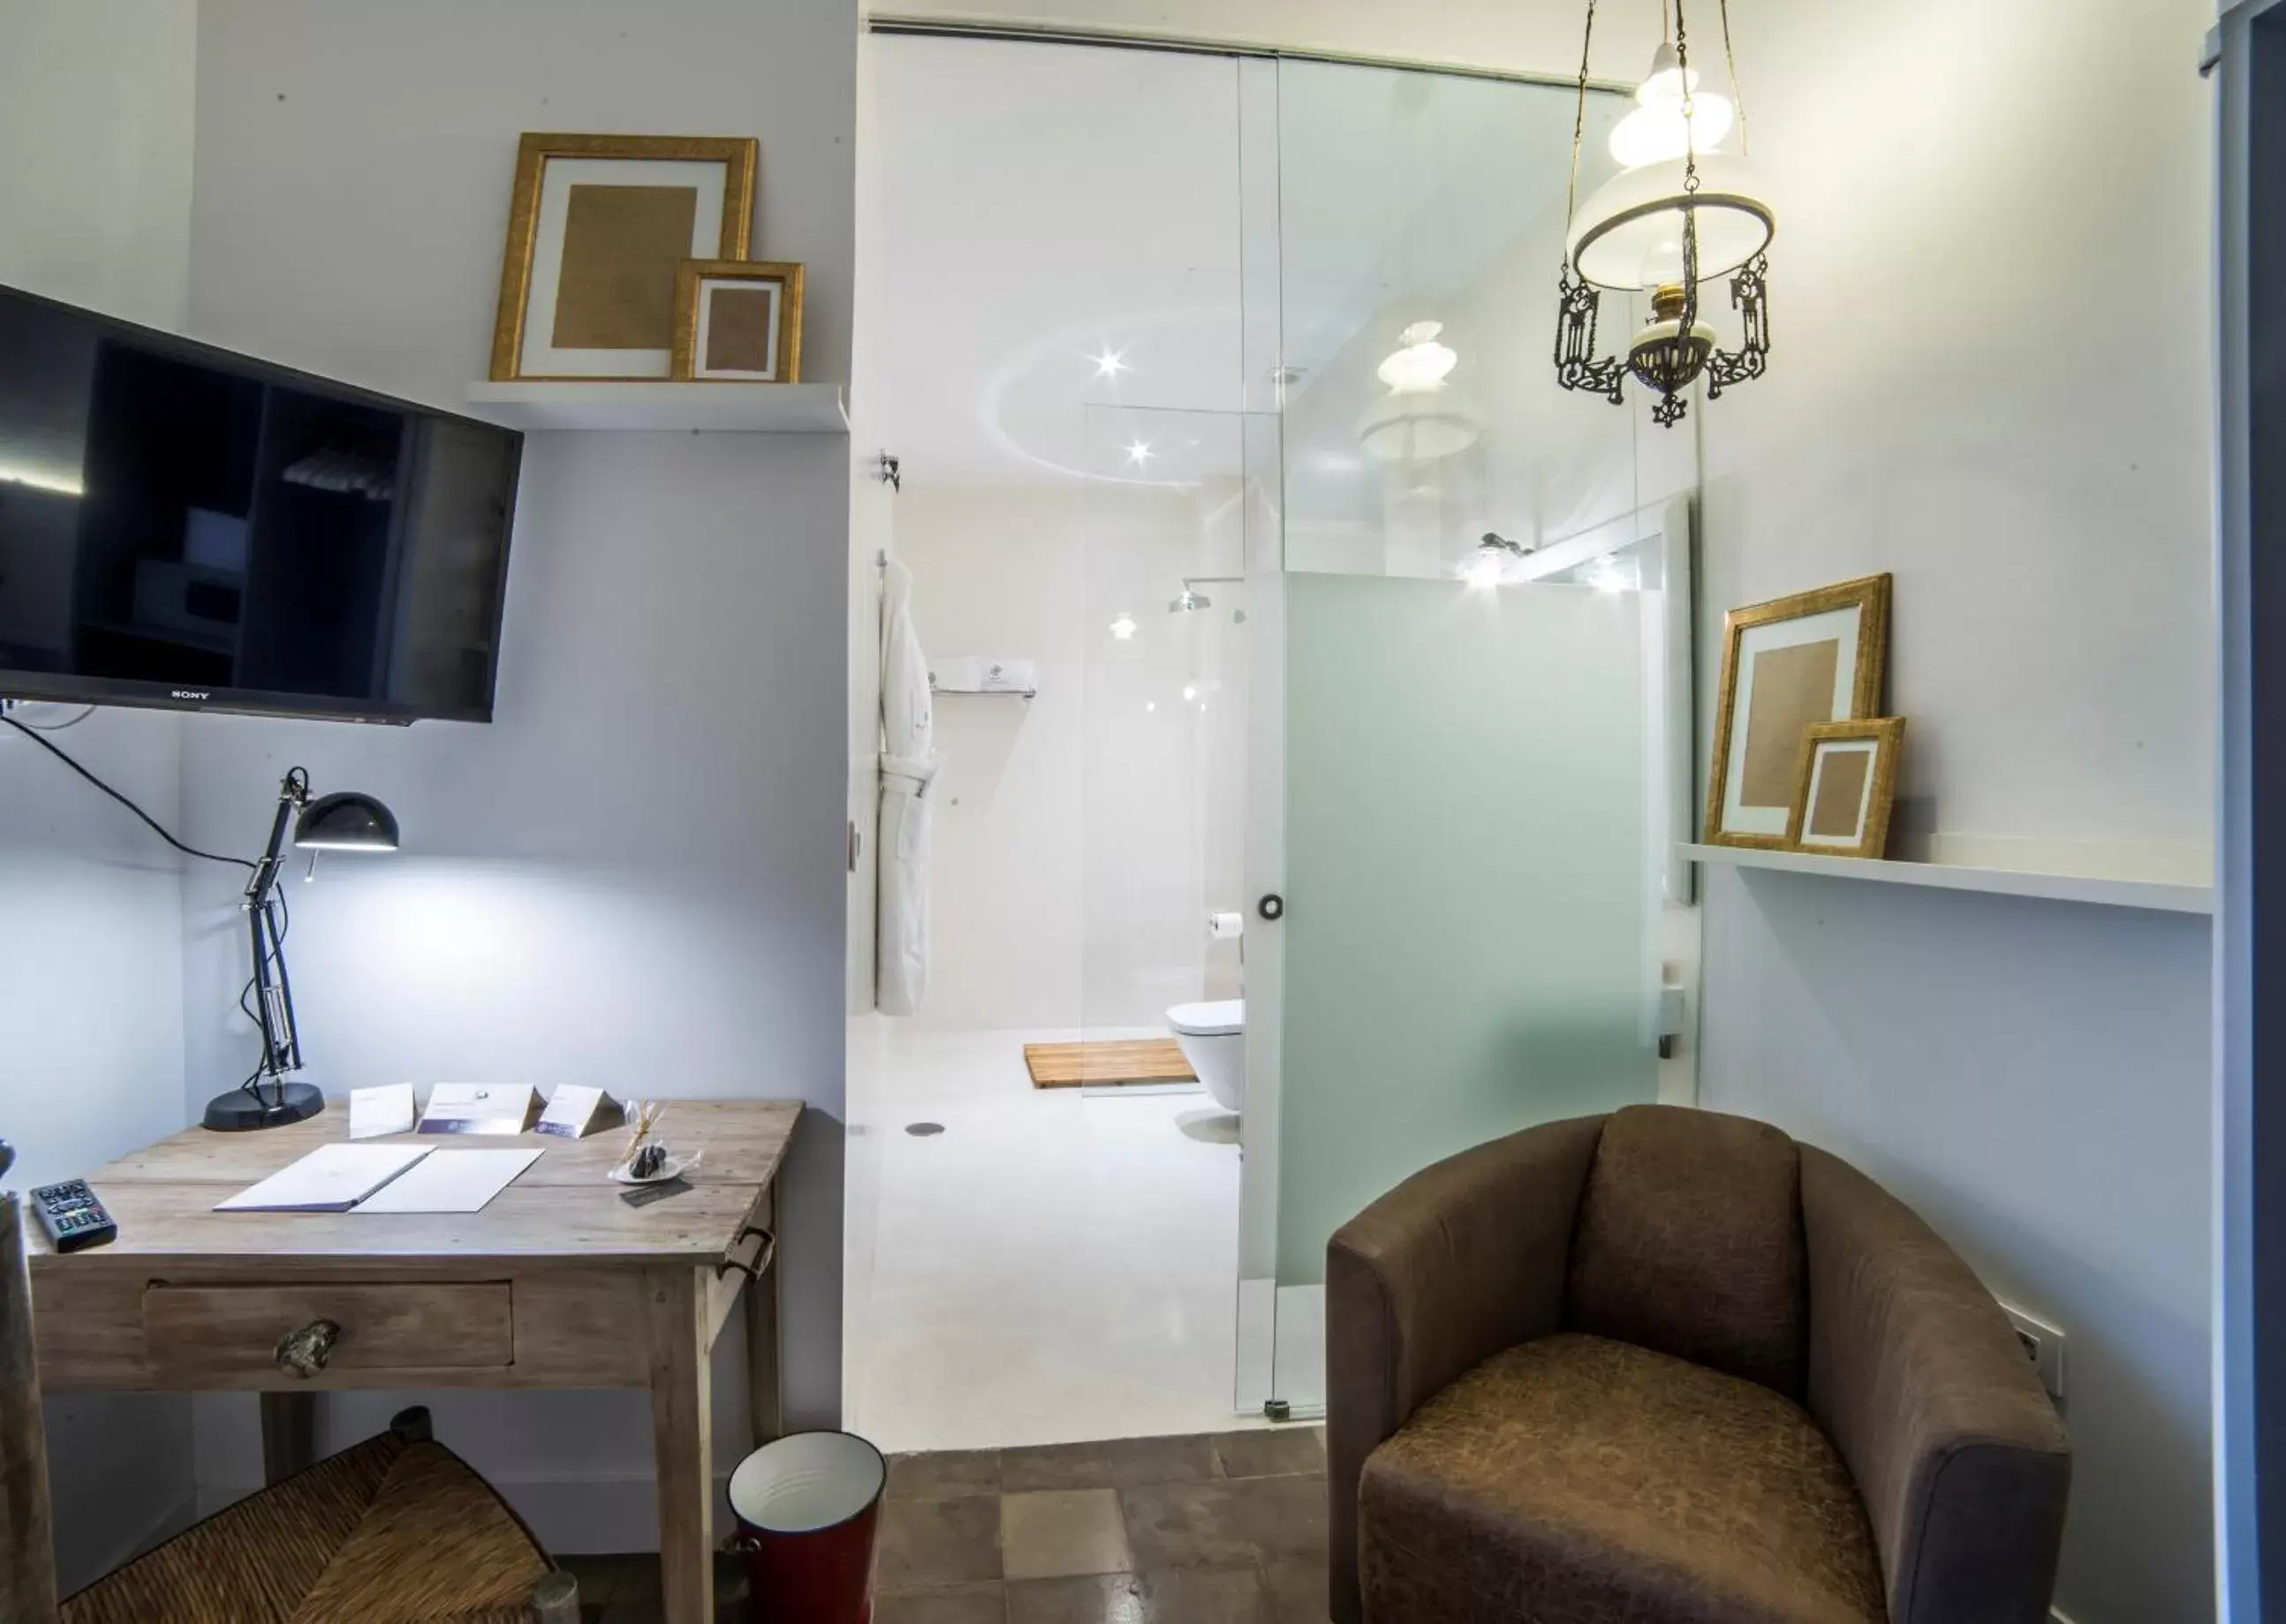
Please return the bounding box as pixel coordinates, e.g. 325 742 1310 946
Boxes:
878 1426 1330 1624
557 1425 1330 1624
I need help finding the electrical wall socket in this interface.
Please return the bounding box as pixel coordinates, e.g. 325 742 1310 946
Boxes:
2002 1303 2067 1402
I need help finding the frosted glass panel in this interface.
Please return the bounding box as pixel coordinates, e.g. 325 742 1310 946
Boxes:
1275 575 1657 1286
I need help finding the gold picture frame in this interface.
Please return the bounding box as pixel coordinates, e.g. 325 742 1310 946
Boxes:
1785 717 1905 859
1705 573 1891 850
488 133 758 382
671 260 804 383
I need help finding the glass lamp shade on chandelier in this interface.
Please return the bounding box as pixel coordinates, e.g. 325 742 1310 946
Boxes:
1555 0 1773 427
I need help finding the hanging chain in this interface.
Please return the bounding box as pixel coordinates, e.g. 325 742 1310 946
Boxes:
1674 0 1700 195
1720 0 1749 156
1563 0 1601 234
1674 0 1703 372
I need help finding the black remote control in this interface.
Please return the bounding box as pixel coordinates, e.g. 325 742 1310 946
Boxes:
30 1179 117 1253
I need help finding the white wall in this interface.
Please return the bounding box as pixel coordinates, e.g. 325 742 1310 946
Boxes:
178 0 856 1548
0 0 202 1593
1692 0 2218 1617
893 481 1244 1033
0 0 197 330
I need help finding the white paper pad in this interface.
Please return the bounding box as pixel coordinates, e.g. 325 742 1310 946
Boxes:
354 1148 544 1214
349 1084 417 1140
216 1144 432 1212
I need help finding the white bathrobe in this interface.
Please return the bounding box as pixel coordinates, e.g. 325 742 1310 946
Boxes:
876 560 937 1016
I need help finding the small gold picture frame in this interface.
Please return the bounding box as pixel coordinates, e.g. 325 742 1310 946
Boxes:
1786 718 1905 859
1705 574 1891 850
488 133 758 382
671 260 804 383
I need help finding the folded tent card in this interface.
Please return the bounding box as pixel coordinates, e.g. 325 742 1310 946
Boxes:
418 1083 540 1136
536 1084 624 1140
348 1083 417 1140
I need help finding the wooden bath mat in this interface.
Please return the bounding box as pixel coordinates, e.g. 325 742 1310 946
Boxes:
1025 1039 1198 1089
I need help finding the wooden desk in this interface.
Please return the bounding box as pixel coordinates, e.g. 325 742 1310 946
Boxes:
27 1099 801 1624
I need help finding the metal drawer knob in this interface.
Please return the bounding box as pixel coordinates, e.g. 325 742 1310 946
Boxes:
275 1318 341 1379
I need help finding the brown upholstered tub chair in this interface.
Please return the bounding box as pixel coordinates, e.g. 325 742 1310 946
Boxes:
1327 1106 2070 1624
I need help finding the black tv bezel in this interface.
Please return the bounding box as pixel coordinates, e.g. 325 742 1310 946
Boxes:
0 282 524 726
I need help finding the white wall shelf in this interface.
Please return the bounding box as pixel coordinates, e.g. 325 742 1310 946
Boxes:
464 381 849 433
1681 842 2214 916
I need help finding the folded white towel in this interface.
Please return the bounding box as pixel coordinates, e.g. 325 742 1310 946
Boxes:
980 658 1036 693
930 655 983 692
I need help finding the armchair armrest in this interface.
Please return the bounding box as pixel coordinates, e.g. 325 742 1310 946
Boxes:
1324 1114 1607 1624
1800 1146 2070 1624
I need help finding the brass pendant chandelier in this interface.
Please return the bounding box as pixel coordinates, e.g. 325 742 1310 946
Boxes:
1555 0 1773 427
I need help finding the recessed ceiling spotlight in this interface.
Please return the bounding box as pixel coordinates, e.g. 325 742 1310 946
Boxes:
1125 440 1155 467
1110 612 1138 640
1093 349 1129 380
1182 683 1200 702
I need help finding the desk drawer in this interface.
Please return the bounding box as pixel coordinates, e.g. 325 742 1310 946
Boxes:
142 1282 513 1380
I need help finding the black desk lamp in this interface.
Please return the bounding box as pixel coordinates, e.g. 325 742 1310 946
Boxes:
204 767 401 1132
2 717 398 1134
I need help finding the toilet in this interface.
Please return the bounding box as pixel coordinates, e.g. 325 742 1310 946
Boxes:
1167 1000 1245 1114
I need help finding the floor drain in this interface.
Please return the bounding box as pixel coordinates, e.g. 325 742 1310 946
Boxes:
905 1122 946 1137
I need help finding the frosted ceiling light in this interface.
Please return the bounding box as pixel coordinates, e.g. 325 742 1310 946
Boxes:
1555 0 1774 427
1360 321 1480 461
1125 440 1155 467
1457 532 1530 590
1375 321 1460 394
1092 348 1129 380
1110 612 1138 640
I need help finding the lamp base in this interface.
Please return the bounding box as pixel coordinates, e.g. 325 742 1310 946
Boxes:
202 1080 326 1132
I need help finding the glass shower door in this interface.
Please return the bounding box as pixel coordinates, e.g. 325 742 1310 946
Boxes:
1239 57 1691 1415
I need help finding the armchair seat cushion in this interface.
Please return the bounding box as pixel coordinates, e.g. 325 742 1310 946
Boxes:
1359 1333 1885 1624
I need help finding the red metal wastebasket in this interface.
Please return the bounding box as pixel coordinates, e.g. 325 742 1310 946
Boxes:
727 1431 888 1624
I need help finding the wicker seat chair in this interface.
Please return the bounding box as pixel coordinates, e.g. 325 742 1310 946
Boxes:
2 1179 578 1624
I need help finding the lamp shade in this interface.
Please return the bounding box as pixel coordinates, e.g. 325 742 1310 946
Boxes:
1566 152 1775 290
293 791 400 852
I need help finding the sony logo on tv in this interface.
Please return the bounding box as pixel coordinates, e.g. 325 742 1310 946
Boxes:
170 690 211 701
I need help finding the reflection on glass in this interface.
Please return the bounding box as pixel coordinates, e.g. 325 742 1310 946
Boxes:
1277 60 1635 580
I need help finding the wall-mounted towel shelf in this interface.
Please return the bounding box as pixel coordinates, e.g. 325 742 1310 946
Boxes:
931 657 1036 699
933 686 1037 700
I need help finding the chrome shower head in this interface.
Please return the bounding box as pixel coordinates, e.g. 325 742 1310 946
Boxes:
1170 576 1242 615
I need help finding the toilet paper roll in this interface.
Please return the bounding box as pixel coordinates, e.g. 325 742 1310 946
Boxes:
1207 911 1245 941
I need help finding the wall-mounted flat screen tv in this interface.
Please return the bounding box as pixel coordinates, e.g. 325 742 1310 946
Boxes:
0 283 522 723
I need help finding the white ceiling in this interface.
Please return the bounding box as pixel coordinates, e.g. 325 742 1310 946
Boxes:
861 34 1624 489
